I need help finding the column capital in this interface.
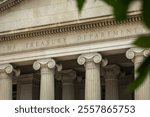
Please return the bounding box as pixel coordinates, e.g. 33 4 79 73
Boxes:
0 64 13 74
104 64 120 79
126 48 150 62
33 58 56 70
77 53 102 65
101 58 108 67
56 64 63 72
13 68 21 77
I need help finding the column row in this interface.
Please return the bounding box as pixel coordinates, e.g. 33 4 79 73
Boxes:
0 48 149 100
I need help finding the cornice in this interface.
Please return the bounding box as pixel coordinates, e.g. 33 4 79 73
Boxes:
0 0 23 12
0 15 142 42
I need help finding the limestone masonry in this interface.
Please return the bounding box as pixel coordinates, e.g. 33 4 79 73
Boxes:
0 0 149 100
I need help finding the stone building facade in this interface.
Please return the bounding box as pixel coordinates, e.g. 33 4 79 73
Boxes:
0 0 149 100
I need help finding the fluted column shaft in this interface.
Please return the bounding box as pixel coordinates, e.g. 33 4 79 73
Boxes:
56 70 76 100
104 65 120 100
85 61 100 99
41 66 54 100
62 79 75 100
0 64 13 100
78 53 102 100
33 58 56 100
126 48 150 100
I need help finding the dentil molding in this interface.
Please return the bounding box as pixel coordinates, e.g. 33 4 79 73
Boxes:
0 15 142 42
0 0 23 12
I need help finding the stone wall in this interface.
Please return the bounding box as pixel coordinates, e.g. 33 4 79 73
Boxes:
0 0 141 32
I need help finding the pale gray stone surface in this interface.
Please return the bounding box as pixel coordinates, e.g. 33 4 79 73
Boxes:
126 48 150 100
0 0 141 32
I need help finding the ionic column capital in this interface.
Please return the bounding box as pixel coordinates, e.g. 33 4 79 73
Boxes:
13 68 21 77
56 64 63 72
77 53 102 65
104 64 120 79
101 58 108 67
126 48 150 62
0 64 13 74
33 58 56 70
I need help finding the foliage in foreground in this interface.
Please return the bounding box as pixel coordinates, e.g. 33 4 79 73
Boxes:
76 0 150 91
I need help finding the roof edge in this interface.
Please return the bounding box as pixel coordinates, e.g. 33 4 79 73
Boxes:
0 14 143 42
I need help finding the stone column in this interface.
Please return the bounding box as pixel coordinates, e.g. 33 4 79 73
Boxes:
17 74 40 100
77 53 102 100
104 65 120 100
56 70 76 100
63 70 76 100
33 58 56 100
126 48 150 100
0 64 13 100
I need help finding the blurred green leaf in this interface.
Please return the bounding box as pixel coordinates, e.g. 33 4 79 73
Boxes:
128 55 150 91
103 0 133 20
76 0 86 12
134 35 150 48
103 0 115 6
137 56 150 73
143 0 150 29
75 0 150 92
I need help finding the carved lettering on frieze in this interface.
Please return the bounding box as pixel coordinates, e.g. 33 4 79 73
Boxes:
0 25 149 54
25 37 67 49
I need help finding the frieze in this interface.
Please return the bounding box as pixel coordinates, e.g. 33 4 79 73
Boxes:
0 22 149 55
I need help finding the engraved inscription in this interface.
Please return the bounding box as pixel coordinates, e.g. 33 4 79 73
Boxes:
0 24 149 55
25 38 66 49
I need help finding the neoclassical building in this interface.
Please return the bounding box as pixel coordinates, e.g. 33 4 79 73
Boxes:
0 0 149 100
